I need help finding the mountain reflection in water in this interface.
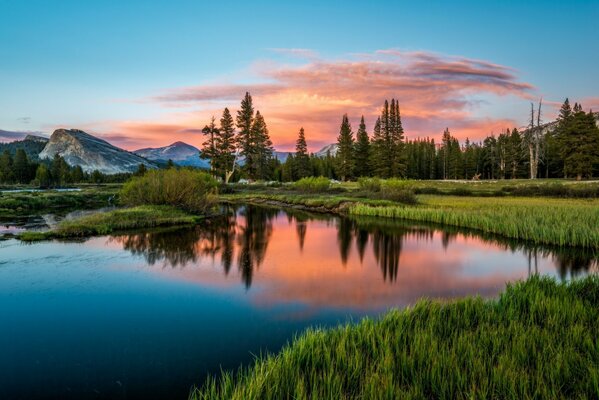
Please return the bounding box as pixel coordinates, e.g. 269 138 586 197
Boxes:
108 205 597 307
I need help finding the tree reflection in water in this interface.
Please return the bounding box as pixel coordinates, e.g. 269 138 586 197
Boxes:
109 205 598 289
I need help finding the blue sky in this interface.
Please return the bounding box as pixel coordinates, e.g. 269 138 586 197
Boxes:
1 0 597 150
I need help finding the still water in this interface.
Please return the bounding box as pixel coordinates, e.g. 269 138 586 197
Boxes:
1 205 596 399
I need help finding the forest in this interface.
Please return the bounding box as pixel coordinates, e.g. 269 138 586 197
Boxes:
201 95 599 182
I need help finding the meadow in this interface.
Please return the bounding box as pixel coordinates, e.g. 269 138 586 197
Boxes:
191 276 599 399
18 205 201 241
350 195 599 248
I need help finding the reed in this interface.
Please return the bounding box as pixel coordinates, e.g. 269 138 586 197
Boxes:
350 195 599 248
191 276 599 399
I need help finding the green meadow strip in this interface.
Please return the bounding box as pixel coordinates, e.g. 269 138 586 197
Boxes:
191 276 599 399
349 195 599 248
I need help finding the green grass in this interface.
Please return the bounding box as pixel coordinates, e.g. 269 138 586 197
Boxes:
350 195 599 248
0 184 119 217
18 205 201 241
191 276 599 400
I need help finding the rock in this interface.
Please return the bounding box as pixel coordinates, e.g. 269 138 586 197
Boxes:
39 129 155 174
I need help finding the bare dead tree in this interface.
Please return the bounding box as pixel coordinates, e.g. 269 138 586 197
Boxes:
526 98 543 179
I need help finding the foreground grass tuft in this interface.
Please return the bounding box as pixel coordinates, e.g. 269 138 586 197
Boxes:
19 205 200 241
192 276 599 400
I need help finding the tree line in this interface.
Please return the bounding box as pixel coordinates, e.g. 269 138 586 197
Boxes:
200 95 598 182
0 149 130 186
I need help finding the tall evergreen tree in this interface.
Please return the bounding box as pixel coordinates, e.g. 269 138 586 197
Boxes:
200 116 219 175
354 116 371 177
389 100 407 177
236 92 255 177
294 127 310 179
13 149 29 183
370 117 386 176
336 114 354 181
250 110 274 180
558 104 599 180
217 107 237 183
0 150 13 183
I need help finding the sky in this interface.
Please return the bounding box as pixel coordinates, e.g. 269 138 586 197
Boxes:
1 0 598 151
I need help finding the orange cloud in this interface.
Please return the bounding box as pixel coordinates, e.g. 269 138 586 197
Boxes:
96 50 535 151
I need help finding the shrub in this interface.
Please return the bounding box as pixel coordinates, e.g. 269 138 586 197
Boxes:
357 177 381 192
293 176 331 193
379 179 417 204
503 183 599 198
120 169 218 213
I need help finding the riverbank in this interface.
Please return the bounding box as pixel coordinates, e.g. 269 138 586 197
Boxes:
0 184 119 217
191 276 599 399
223 191 599 249
18 205 201 241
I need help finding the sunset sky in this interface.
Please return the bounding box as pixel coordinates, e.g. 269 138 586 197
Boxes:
1 0 598 151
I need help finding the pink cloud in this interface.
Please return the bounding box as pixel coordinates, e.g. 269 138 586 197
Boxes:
145 49 534 151
73 50 534 151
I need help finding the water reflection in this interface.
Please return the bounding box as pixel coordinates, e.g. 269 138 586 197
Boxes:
108 205 598 295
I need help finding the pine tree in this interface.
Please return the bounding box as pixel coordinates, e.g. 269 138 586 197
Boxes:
294 127 310 179
35 164 51 188
370 117 386 176
507 129 524 179
236 92 255 178
13 149 29 183
389 100 407 177
559 105 599 180
71 165 84 182
250 110 274 180
200 116 219 174
354 116 370 177
135 163 147 176
217 107 237 183
336 114 354 181
0 150 13 183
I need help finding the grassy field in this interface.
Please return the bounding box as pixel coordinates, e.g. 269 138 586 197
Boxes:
191 276 599 400
350 195 599 248
18 205 201 241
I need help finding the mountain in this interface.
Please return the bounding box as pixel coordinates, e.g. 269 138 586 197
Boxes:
39 129 156 174
133 141 209 168
24 134 49 144
274 151 293 162
314 143 338 158
0 134 49 160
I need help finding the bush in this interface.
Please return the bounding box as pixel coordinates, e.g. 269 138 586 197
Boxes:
293 177 330 193
503 183 599 198
379 178 417 204
120 169 218 213
357 177 381 192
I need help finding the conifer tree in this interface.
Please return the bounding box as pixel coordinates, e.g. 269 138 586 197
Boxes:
390 100 407 177
0 150 13 183
294 127 310 179
236 92 255 178
370 117 386 176
13 149 29 183
354 116 371 177
35 164 51 188
250 110 274 180
200 116 219 174
559 104 599 180
217 107 237 183
336 114 354 181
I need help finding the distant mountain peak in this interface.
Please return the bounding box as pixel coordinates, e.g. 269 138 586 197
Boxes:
133 141 208 168
24 134 49 143
39 128 155 174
